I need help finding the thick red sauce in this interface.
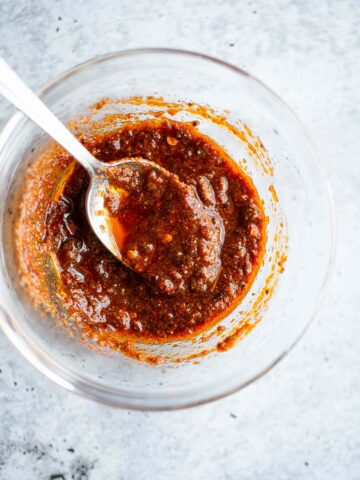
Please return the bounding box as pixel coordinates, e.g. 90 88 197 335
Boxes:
103 162 224 296
16 118 266 345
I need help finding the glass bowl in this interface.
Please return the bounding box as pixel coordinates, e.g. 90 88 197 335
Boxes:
0 49 334 410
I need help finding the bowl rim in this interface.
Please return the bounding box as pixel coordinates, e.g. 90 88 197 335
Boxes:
0 48 336 410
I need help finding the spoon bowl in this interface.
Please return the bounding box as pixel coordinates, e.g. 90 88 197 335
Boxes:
86 157 166 266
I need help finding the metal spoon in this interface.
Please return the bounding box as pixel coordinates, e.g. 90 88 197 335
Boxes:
0 57 163 265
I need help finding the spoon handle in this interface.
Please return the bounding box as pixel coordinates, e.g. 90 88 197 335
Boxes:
0 57 99 175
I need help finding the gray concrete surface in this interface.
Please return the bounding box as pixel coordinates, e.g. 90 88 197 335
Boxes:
0 0 359 479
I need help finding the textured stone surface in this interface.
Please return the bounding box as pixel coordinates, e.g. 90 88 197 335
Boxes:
0 1 359 479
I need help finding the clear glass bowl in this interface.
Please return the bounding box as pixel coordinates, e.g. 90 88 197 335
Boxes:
0 49 334 410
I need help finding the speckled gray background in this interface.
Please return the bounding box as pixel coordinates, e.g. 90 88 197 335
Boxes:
0 1 359 479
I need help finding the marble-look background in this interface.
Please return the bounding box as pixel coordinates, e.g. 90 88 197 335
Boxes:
0 1 359 479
